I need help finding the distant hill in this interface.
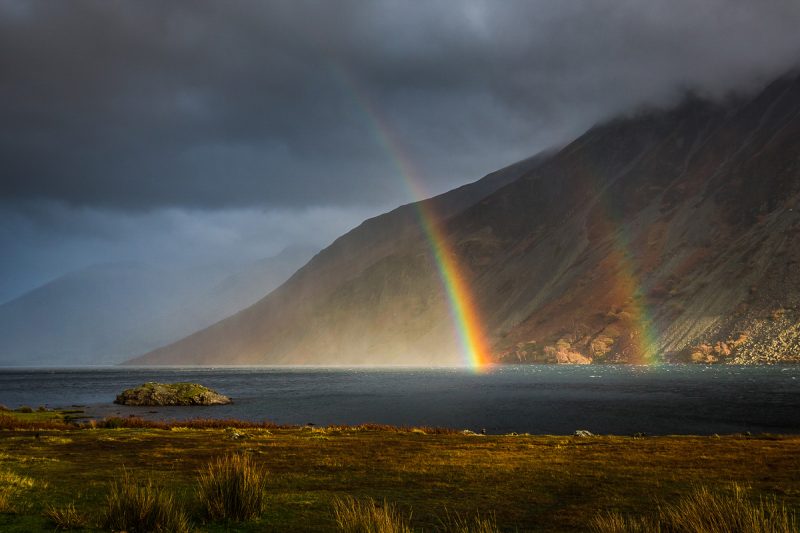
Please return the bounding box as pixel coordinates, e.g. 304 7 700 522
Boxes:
0 246 316 365
132 71 800 366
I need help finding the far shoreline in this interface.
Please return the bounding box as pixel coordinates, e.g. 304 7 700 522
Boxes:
3 407 800 437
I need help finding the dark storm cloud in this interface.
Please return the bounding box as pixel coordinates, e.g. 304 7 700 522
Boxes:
2 1 800 301
1 0 799 210
0 198 379 303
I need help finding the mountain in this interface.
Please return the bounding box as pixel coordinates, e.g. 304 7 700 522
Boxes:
0 247 316 365
131 71 800 366
0 262 200 365
119 245 319 357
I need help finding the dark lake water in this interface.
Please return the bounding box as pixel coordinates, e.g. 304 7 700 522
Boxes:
0 365 798 435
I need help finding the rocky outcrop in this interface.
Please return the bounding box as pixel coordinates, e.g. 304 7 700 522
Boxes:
114 382 231 406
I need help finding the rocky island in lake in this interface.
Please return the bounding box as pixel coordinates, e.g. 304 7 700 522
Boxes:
114 382 232 406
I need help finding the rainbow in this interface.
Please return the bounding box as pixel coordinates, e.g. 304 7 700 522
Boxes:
608 227 661 364
331 65 491 370
590 179 661 364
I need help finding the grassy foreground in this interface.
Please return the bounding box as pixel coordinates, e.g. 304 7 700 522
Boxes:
0 411 797 531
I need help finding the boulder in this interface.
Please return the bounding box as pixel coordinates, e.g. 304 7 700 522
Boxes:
114 382 232 406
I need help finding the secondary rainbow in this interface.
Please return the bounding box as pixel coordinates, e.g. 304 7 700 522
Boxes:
609 227 661 364
331 65 490 370
590 177 661 364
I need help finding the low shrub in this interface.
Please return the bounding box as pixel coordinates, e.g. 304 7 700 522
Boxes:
0 413 72 431
94 416 286 430
14 406 32 413
196 453 268 522
331 496 412 533
98 417 125 429
44 502 88 530
103 470 190 533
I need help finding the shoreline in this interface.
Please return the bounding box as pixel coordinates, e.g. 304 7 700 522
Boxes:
2 366 797 435
2 408 799 437
2 361 800 369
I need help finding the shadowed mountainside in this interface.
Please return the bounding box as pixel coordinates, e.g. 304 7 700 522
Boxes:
0 246 316 365
132 71 800 366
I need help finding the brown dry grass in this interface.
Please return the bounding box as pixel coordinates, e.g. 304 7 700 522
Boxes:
102 470 190 533
0 425 796 531
43 502 89 530
197 453 268 522
591 483 797 533
331 496 412 533
438 509 500 532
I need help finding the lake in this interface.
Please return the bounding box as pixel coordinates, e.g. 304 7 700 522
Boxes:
0 365 798 435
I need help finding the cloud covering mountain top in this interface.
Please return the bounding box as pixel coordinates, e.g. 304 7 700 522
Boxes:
1 0 799 300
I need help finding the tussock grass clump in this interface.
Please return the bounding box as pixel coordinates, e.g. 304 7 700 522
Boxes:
197 453 268 522
103 470 190 533
0 467 38 514
663 484 797 533
98 416 127 429
591 484 797 533
40 436 72 445
591 511 659 532
0 469 35 490
0 487 15 513
439 509 500 533
44 502 88 530
332 496 412 533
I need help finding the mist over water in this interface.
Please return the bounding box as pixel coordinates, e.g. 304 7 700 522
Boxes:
0 366 797 435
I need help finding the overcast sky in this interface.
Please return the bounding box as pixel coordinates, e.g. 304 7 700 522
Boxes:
2 0 800 302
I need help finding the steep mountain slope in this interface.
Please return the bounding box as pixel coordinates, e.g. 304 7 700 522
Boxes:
129 154 551 365
0 247 315 365
133 71 800 366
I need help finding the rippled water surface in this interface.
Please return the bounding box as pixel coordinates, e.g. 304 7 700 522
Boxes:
1 365 798 435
